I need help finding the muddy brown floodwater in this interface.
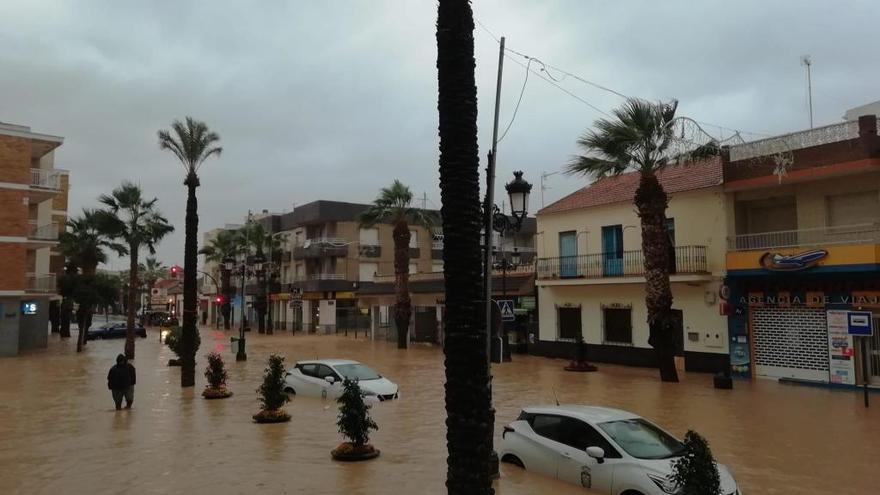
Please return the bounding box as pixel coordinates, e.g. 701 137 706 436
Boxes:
1 329 878 494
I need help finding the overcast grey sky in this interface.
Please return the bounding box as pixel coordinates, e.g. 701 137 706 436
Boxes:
2 1 878 268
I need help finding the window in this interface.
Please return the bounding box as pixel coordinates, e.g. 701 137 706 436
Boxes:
359 262 378 282
560 418 621 458
827 191 880 227
598 418 685 460
315 364 339 381
603 307 632 344
359 227 379 246
409 230 419 248
557 306 581 340
602 225 623 276
335 363 381 381
558 231 578 277
530 414 565 443
409 263 418 274
432 261 444 273
299 363 318 377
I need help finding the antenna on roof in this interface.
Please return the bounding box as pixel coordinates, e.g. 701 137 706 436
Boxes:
552 388 560 406
801 55 814 129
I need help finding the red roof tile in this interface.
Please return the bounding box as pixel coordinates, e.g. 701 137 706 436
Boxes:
538 157 722 215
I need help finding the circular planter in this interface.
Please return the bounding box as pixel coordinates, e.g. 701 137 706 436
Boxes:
331 443 380 462
253 409 291 423
202 387 233 400
167 359 181 367
564 362 598 372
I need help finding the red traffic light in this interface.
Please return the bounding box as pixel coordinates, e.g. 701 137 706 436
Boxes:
215 295 224 304
170 265 181 277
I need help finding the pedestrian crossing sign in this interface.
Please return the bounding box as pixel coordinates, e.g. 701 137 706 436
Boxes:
498 299 515 322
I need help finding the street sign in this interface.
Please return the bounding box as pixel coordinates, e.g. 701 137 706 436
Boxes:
847 311 874 336
498 299 515 322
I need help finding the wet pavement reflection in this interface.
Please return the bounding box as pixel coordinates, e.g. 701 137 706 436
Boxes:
1 329 878 494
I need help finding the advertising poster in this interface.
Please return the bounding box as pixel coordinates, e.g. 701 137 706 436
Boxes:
826 310 856 385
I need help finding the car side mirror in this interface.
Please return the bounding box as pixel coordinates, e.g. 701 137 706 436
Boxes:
586 446 605 464
324 376 335 384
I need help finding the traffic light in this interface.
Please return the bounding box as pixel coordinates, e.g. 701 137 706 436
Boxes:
170 265 181 277
215 295 224 304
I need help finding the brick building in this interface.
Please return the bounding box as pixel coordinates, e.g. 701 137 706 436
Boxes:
0 121 69 357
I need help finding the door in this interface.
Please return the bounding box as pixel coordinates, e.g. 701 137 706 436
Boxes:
555 417 618 492
753 307 829 381
296 363 323 395
558 231 578 277
315 364 343 399
601 225 623 276
870 317 880 386
521 414 567 479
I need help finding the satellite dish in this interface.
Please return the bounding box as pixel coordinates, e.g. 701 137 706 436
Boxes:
303 239 312 249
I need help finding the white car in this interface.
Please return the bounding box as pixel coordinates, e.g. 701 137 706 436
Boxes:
283 359 399 402
500 405 740 495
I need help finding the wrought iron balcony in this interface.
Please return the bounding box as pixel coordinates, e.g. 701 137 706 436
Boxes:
729 223 880 251
537 245 708 280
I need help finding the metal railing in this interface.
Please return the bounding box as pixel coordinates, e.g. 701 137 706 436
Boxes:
297 237 347 247
291 273 345 282
537 245 708 279
431 240 444 250
27 222 59 241
729 121 859 161
30 168 61 189
25 273 56 292
729 223 880 251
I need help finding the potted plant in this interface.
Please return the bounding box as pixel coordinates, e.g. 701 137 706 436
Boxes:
331 378 380 461
253 354 291 423
671 430 722 495
564 334 597 372
202 352 233 399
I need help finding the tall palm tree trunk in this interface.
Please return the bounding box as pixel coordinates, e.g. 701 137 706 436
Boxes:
393 221 411 349
635 174 679 382
181 174 200 387
125 247 139 360
437 1 494 493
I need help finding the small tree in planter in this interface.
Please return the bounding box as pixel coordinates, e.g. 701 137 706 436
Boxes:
331 378 379 461
164 326 182 366
671 430 721 495
564 334 597 372
202 352 232 399
253 354 291 423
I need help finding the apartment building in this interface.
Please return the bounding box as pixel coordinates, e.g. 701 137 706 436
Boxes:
534 158 729 372
723 114 880 386
0 121 69 357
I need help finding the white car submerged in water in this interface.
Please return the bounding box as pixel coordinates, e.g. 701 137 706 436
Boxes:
500 405 741 495
283 359 399 402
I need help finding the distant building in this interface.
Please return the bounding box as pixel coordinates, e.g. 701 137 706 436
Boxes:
843 100 880 121
0 121 69 357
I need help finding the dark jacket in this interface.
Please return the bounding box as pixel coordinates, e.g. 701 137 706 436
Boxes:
107 363 135 390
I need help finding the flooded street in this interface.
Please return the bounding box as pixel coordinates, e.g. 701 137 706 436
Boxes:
1 329 878 494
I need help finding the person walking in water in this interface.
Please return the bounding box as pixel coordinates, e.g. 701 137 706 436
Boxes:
107 354 136 410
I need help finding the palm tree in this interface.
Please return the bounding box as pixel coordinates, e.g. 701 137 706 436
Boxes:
97 182 174 360
158 117 222 388
566 98 717 383
138 257 169 315
359 181 435 349
436 2 494 492
255 228 286 334
199 230 238 329
58 209 126 351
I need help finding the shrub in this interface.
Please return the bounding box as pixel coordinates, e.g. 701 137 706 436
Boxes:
671 430 721 495
164 325 200 360
257 354 290 411
204 352 228 389
336 378 378 447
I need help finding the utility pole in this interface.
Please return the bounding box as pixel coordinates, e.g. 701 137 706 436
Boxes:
481 35 505 480
801 55 813 128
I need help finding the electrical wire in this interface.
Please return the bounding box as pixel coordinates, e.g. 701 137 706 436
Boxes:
497 58 531 143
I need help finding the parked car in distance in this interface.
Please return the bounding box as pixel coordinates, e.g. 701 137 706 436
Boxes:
87 322 147 340
283 359 399 402
500 405 741 495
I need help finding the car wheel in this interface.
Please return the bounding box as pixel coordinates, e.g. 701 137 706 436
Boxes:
621 491 645 495
501 454 524 468
284 387 296 395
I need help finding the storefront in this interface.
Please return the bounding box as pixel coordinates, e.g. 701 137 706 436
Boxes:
725 246 880 385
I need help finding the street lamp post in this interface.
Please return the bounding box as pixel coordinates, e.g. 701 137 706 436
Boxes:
226 251 265 362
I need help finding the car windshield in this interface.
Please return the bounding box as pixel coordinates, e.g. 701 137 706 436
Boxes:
597 418 685 459
333 364 381 381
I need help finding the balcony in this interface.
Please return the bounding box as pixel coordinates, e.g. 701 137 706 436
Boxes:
537 245 708 282
358 244 381 258
26 273 56 293
28 168 62 202
292 238 349 259
27 222 59 244
729 224 880 251
287 273 355 293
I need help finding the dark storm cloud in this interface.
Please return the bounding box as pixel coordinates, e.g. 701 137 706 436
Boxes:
1 1 877 267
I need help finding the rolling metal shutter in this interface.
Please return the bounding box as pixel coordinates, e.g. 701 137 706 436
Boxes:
753 307 828 382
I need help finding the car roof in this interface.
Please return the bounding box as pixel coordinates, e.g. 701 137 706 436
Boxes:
521 405 641 424
296 359 360 366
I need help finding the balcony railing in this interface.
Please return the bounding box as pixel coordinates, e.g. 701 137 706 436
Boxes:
292 273 345 282
729 223 880 251
30 168 61 189
27 222 59 241
26 273 56 292
537 245 708 280
728 121 859 162
293 238 350 259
